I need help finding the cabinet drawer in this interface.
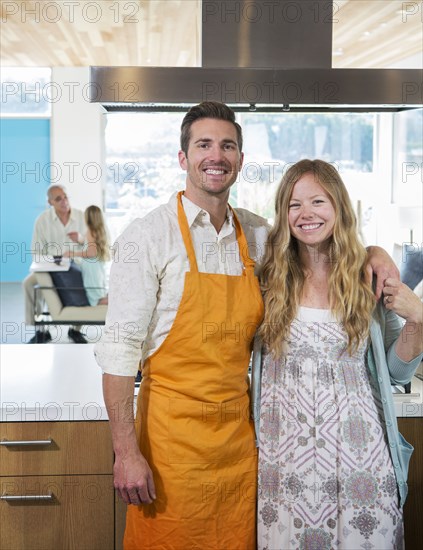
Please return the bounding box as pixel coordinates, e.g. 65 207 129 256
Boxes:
0 422 113 476
0 474 114 550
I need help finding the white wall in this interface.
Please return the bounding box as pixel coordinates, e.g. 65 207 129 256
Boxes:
50 67 105 211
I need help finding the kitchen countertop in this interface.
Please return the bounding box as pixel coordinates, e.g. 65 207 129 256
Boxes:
392 369 422 418
1 344 108 422
1 345 422 421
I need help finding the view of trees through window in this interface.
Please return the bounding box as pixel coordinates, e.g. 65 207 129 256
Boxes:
234 112 374 220
105 111 375 236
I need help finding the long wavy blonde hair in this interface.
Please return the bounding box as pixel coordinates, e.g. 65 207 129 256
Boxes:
259 159 375 357
85 205 110 262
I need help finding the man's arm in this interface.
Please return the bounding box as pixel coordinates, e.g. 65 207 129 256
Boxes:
67 209 87 249
103 373 156 505
67 231 84 245
64 229 98 258
95 217 160 504
366 246 400 300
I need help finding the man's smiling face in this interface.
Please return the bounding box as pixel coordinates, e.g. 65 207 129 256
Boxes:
178 118 244 202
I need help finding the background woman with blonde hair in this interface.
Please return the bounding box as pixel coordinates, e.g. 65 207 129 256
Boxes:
253 159 422 549
65 205 110 305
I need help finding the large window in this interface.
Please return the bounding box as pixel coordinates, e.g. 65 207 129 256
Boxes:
393 108 423 246
105 107 422 259
105 111 376 234
393 109 423 204
0 67 52 116
234 112 375 221
105 112 184 239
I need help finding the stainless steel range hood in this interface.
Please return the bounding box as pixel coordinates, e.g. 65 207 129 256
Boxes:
90 0 423 111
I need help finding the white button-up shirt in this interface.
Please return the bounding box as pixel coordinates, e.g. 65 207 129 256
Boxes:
94 193 270 376
31 207 86 259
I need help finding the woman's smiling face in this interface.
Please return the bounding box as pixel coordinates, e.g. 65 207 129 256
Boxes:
288 172 336 249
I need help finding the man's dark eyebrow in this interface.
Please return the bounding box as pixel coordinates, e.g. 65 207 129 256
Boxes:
193 138 238 145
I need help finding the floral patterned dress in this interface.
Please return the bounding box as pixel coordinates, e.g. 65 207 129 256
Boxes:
257 306 403 550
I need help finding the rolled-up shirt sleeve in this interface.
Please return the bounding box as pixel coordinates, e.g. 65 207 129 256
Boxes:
94 218 159 376
383 308 423 385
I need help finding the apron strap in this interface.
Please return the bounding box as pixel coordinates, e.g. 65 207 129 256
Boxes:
230 206 256 270
177 191 256 273
177 191 199 273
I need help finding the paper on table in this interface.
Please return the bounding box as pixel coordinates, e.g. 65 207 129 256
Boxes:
30 256 71 272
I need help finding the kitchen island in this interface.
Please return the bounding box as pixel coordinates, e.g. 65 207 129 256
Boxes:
0 344 126 550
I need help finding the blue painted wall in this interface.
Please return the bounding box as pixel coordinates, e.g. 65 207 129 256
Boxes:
1 118 50 281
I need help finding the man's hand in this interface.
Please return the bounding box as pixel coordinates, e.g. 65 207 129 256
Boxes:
102 373 156 506
366 246 400 300
383 278 423 324
67 231 83 244
114 449 156 505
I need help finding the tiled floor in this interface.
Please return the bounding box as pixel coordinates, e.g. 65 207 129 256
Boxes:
1 282 101 344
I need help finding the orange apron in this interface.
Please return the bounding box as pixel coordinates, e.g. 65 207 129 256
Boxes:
124 192 264 550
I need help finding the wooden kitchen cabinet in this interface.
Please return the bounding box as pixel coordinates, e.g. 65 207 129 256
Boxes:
0 421 117 550
1 474 114 550
0 422 113 476
115 493 127 550
398 417 423 550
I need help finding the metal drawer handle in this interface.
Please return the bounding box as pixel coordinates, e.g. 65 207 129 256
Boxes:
0 439 52 447
1 494 53 501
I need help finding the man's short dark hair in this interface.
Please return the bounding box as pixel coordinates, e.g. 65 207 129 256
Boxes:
180 101 243 155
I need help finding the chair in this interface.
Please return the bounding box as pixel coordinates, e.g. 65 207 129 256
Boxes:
33 272 107 328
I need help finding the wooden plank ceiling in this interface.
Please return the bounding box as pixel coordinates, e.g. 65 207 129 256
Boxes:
0 0 421 68
333 0 422 68
0 0 201 66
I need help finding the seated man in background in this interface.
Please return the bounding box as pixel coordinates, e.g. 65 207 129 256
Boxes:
23 184 88 343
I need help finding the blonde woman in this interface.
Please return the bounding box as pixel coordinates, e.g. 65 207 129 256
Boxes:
64 205 110 305
252 160 422 549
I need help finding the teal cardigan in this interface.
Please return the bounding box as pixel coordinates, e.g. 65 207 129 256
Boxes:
251 300 422 507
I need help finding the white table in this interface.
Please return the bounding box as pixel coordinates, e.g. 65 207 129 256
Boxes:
30 256 71 272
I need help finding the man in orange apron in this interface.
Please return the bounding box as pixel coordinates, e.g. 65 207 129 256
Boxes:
97 102 267 549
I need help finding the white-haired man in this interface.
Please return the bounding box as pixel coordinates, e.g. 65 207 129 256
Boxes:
23 185 87 343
